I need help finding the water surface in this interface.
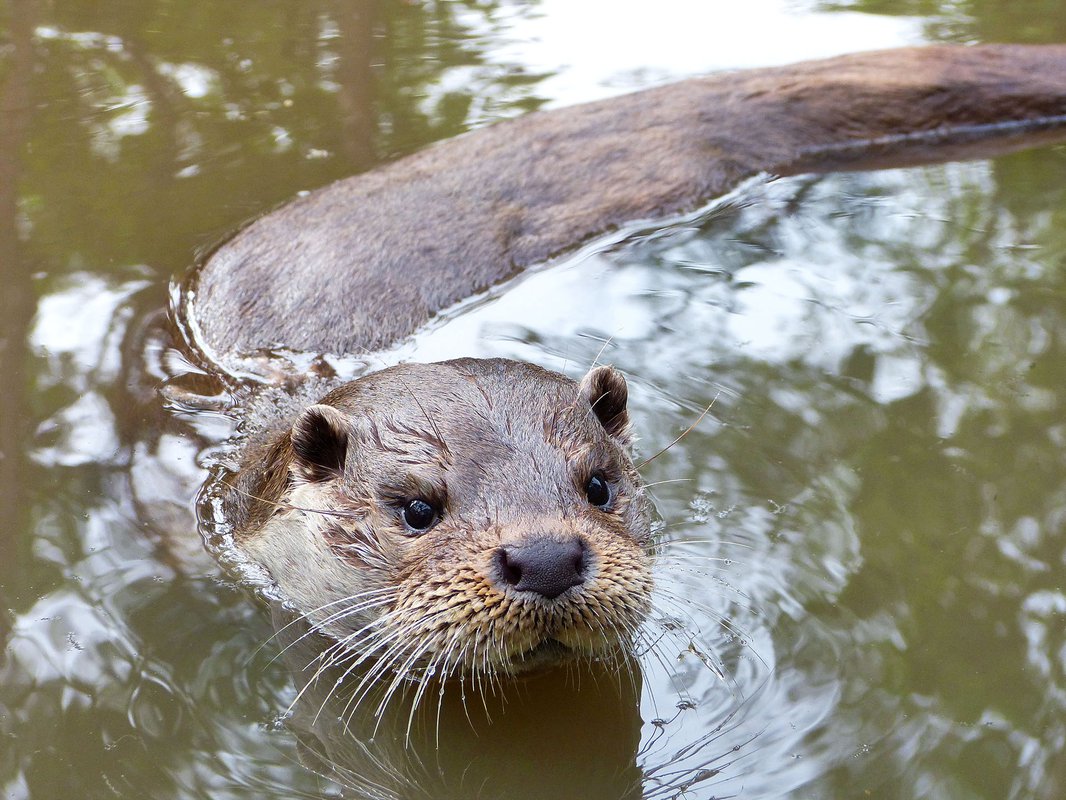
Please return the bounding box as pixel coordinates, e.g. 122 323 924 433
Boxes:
2 1 1065 798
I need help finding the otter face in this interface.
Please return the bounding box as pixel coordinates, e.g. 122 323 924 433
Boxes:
240 358 653 677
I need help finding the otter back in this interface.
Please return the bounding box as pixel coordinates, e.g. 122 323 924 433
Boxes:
183 44 1066 376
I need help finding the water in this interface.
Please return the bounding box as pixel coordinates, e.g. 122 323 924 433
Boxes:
2 2 1065 798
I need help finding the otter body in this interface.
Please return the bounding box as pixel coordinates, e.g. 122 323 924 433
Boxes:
188 44 1066 679
184 45 1066 378
176 43 1066 798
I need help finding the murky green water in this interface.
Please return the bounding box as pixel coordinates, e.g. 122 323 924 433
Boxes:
2 2 1065 798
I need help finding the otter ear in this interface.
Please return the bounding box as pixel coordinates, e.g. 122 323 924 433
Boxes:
290 404 349 482
579 365 631 444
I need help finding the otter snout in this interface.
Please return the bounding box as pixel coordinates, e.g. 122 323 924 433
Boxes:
494 537 589 600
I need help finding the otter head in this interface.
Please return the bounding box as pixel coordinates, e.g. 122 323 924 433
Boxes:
239 357 653 676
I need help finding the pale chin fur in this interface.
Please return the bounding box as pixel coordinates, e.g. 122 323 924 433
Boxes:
242 483 386 642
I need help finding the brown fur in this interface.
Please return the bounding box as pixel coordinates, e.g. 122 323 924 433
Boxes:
230 359 653 675
185 44 1066 375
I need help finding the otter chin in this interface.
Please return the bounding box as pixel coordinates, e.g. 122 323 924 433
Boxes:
228 358 654 679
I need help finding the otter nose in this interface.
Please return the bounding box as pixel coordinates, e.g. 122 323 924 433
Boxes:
495 537 588 599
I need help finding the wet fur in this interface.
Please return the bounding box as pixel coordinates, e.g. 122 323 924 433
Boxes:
231 359 655 686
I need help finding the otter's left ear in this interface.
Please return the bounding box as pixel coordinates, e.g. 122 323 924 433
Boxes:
290 404 349 482
579 365 631 445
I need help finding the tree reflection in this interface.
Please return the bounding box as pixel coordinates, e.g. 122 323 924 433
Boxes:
11 0 548 280
0 2 550 797
0 0 40 645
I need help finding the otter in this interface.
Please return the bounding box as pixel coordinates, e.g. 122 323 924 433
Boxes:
207 359 658 797
178 43 1066 798
185 42 1066 676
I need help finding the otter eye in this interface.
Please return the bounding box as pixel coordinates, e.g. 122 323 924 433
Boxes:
402 498 438 531
585 474 611 507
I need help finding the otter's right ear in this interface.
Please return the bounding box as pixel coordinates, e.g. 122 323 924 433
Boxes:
290 404 349 482
579 365 631 446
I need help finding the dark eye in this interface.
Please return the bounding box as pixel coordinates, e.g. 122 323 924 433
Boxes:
585 474 611 507
402 498 438 531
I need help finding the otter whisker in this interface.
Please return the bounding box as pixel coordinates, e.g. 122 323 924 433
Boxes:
635 392 720 470
259 597 398 707
467 635 500 723
392 372 452 461
226 478 370 521
652 539 755 562
266 588 397 665
294 646 377 727
295 619 392 702
303 591 400 651
589 334 616 370
655 553 751 567
297 609 416 722
411 630 478 743
427 635 483 747
388 628 468 740
287 596 400 681
410 650 455 747
654 536 756 550
652 573 760 620
642 478 696 489
653 560 750 582
336 631 426 732
655 565 756 605
649 589 761 657
337 620 424 698
608 623 646 708
377 628 452 725
339 607 456 724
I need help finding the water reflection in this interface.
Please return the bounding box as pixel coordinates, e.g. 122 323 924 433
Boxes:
270 608 645 800
818 0 1066 44
612 162 1066 798
12 1 552 279
4 0 1066 798
0 0 38 657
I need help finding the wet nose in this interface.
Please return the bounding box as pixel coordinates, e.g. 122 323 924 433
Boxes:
494 537 588 599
